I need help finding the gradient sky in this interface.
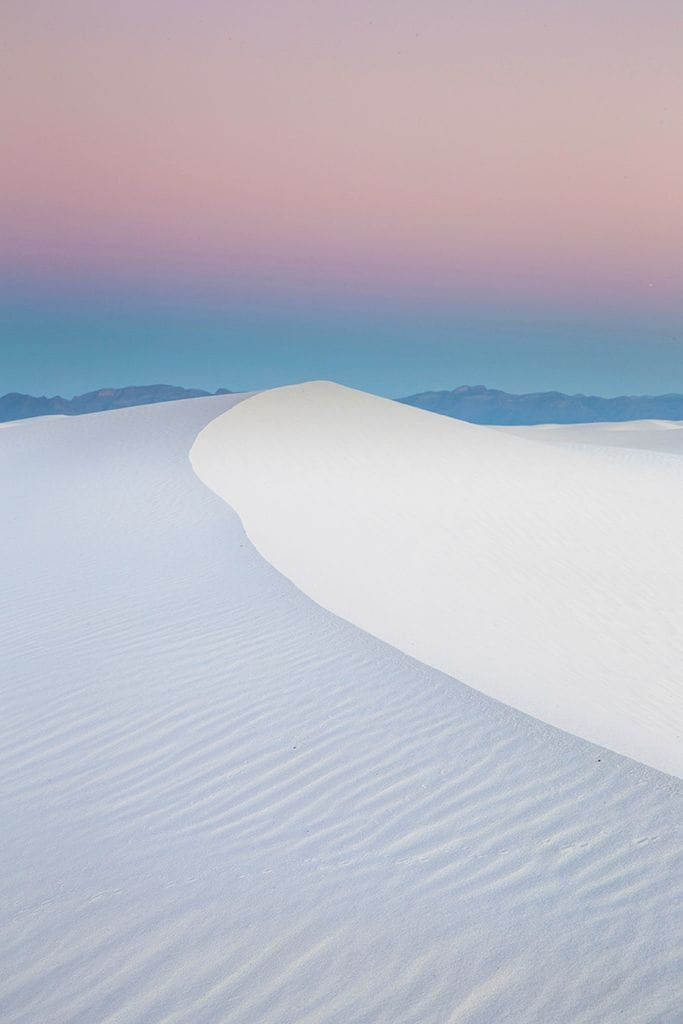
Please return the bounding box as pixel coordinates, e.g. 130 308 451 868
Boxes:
3 1 682 397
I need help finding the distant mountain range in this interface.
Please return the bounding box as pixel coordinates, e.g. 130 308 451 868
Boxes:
3 382 683 426
399 385 683 425
0 385 232 423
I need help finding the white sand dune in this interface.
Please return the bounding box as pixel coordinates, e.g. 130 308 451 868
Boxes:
0 414 67 429
1 394 681 1023
192 382 683 778
498 418 683 455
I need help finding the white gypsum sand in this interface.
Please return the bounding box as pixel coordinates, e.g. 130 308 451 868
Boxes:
496 418 683 455
191 381 683 778
1 394 681 1023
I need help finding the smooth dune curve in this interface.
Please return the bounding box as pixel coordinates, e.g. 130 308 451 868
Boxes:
191 381 683 777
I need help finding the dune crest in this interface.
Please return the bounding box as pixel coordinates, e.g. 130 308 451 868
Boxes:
192 381 683 778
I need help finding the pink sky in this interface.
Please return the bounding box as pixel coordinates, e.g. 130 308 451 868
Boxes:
3 1 682 310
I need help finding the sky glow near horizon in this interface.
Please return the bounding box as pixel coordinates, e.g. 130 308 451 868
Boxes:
2 1 683 395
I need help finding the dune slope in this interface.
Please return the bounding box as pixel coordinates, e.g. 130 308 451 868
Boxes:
192 382 683 778
1 394 681 1023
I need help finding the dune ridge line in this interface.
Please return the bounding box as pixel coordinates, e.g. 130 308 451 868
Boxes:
191 380 683 778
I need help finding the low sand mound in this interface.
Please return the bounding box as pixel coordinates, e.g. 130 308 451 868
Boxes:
192 381 683 778
498 419 683 454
